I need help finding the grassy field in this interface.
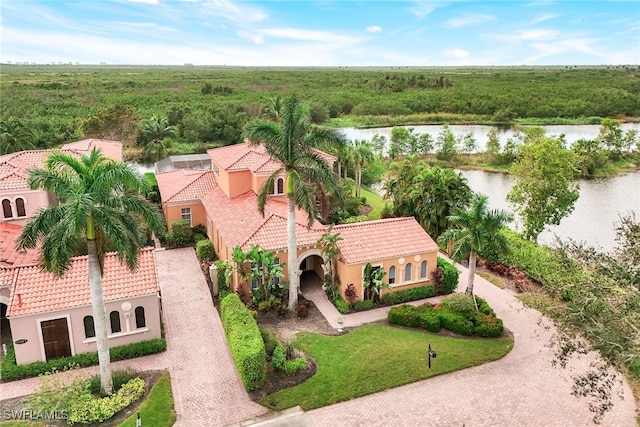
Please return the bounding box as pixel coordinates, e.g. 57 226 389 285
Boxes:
260 324 513 411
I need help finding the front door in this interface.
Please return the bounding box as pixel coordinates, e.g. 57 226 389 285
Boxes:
41 318 72 361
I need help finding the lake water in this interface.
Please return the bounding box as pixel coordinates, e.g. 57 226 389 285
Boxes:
343 124 640 251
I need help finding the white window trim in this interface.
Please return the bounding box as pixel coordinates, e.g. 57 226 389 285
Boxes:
83 327 150 345
181 207 192 226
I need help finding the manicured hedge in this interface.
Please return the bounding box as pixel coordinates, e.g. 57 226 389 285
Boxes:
67 377 145 424
333 297 350 314
387 294 504 337
381 285 436 305
1 339 167 382
196 239 215 261
437 257 460 294
271 345 306 375
220 293 267 391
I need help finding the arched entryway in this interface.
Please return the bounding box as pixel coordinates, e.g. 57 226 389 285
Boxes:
297 250 324 296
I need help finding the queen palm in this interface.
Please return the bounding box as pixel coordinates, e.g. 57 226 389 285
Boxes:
0 118 34 155
351 140 374 198
244 95 344 309
17 149 164 394
140 115 175 161
438 194 513 296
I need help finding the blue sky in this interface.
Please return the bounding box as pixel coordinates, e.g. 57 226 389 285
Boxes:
1 1 638 66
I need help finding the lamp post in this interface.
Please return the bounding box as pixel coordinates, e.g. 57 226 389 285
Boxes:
428 344 436 369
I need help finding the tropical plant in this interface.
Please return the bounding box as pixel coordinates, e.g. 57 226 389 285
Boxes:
0 118 34 155
362 263 390 302
16 149 164 394
243 94 345 309
438 194 513 296
260 95 283 121
316 225 343 296
350 139 374 198
140 115 175 161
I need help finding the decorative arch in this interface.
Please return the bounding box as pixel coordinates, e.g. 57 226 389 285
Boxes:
296 248 324 273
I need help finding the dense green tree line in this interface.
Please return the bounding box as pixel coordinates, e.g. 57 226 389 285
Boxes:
1 65 638 156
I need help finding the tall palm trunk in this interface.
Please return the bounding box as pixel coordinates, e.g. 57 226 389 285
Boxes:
87 240 113 394
465 250 477 296
287 192 298 310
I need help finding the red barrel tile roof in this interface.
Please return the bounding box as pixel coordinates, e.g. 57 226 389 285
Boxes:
0 223 39 268
334 217 439 264
6 247 159 318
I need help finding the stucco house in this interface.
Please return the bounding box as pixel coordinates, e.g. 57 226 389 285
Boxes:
156 141 440 301
0 139 123 225
0 140 163 365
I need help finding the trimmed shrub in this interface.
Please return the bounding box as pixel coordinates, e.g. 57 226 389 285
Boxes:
88 369 135 396
382 285 436 305
1 339 166 382
260 328 278 357
168 220 193 247
220 294 267 391
353 300 374 311
333 297 350 314
441 293 476 318
388 304 441 332
215 260 231 302
474 313 504 337
271 345 307 375
475 296 494 315
438 310 475 336
67 377 145 424
437 258 460 294
419 310 442 333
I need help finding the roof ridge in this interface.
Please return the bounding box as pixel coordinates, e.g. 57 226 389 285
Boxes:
166 170 216 203
240 210 279 249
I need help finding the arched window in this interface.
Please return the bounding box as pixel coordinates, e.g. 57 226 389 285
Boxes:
15 198 26 217
83 315 95 338
405 263 412 282
276 177 284 194
2 199 12 219
388 266 396 284
110 311 121 334
421 261 428 279
135 306 146 329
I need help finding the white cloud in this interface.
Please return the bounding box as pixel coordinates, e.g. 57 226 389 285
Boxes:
199 0 268 23
530 14 560 24
519 29 559 40
367 26 382 33
442 48 469 58
409 1 440 19
444 13 495 28
127 0 159 4
261 27 359 44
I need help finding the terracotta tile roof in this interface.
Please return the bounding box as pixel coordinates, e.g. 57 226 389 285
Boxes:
334 217 439 264
156 169 217 204
6 247 159 317
61 139 123 162
0 223 39 268
0 141 123 192
0 267 17 288
208 141 331 175
201 187 324 251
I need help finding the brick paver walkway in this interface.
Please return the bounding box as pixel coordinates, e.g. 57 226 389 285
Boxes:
306 258 638 427
155 248 267 426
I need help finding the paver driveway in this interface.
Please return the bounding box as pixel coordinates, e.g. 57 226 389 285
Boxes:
306 260 638 427
156 248 267 426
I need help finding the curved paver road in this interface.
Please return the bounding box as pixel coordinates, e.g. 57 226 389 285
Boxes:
307 260 638 427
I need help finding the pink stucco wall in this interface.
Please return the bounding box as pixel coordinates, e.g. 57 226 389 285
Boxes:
10 294 162 365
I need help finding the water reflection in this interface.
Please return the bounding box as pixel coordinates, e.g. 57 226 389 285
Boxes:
457 170 640 251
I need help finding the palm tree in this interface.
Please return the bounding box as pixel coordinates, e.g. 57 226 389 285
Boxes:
140 115 175 161
438 194 513 296
0 118 34 155
17 149 164 394
351 140 374 198
260 96 282 122
244 95 344 309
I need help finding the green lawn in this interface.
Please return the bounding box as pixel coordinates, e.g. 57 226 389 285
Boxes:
119 373 176 427
360 187 386 220
261 324 513 410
